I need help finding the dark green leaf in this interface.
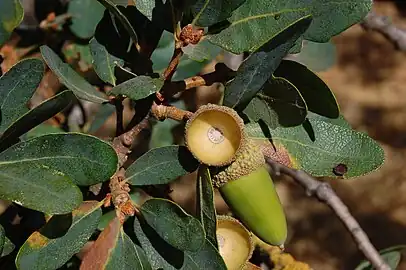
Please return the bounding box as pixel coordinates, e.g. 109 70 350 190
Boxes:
223 16 311 109
196 166 218 248
191 0 246 27
89 38 124 86
0 0 23 46
243 77 307 128
126 145 199 185
303 0 371 42
108 75 164 100
16 201 102 270
141 198 205 252
81 217 152 270
1 236 14 257
0 133 118 186
0 59 44 132
40 46 108 103
134 215 227 270
0 91 74 148
207 0 371 54
0 224 4 255
133 0 172 32
0 160 82 214
246 119 385 178
68 0 105 39
355 245 405 270
96 0 138 45
287 40 336 72
274 60 339 118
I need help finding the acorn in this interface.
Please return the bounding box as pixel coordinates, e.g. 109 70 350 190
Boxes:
185 104 245 166
213 139 288 247
216 215 254 270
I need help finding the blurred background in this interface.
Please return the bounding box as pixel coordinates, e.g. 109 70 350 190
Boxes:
2 0 406 269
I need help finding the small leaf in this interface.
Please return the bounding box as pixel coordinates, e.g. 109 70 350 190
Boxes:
89 38 124 86
97 210 116 231
0 90 75 148
191 0 246 27
274 60 339 118
0 0 23 46
355 245 405 270
0 160 82 214
16 201 102 270
126 145 199 185
246 118 385 178
108 75 164 101
68 0 105 39
40 46 108 103
96 0 138 45
134 215 227 270
0 59 44 132
0 224 4 255
223 16 312 110
286 40 336 72
80 216 151 270
196 166 218 248
182 39 221 62
141 198 205 252
0 133 118 186
2 236 14 257
243 76 307 128
87 103 115 134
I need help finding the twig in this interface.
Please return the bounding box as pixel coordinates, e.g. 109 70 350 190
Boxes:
266 158 391 270
163 47 183 81
112 96 124 136
361 11 406 51
108 113 151 220
151 102 193 121
161 63 236 97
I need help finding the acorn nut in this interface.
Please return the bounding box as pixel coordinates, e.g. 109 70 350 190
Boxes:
185 104 245 167
216 215 254 270
213 139 288 247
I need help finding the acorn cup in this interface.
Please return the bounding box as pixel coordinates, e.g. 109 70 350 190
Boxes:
185 104 245 167
185 104 288 247
216 215 254 270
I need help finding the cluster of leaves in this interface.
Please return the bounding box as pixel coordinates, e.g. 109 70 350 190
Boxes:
0 0 400 269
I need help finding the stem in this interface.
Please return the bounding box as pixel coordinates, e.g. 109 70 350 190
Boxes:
266 159 391 270
113 96 124 137
163 47 183 81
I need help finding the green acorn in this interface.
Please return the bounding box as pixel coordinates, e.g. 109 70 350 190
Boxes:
185 104 287 247
213 140 287 247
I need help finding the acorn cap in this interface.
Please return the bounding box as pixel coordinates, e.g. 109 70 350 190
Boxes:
212 139 265 188
216 215 254 270
185 104 245 166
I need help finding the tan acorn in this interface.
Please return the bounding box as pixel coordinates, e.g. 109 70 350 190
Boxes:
185 104 245 167
216 215 254 270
